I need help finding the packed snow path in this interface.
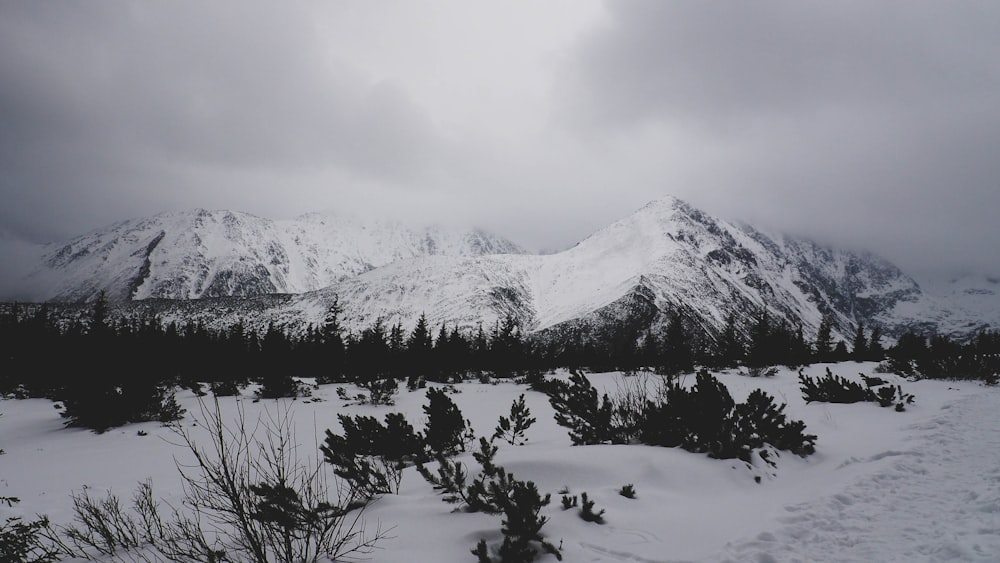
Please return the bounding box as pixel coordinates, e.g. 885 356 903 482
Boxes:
719 390 1000 563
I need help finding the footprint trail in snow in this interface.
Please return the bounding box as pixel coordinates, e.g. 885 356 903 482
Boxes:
719 390 1000 562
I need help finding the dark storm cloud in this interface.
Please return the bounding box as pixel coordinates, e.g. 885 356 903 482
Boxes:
0 2 441 242
561 1 1000 276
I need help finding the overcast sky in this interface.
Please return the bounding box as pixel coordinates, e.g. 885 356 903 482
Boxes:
2 1 999 279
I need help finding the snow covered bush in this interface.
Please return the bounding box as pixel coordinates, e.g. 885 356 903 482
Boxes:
254 374 311 400
736 389 816 461
641 370 742 456
60 382 185 433
799 369 915 411
548 369 816 465
798 368 870 404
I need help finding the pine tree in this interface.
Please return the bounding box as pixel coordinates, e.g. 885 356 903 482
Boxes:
716 313 744 368
746 309 773 368
814 314 834 361
852 323 868 361
832 340 849 361
321 301 347 382
661 311 693 375
868 325 885 361
90 290 110 336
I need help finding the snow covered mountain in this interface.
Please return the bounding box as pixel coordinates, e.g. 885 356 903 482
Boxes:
283 196 927 341
18 209 524 302
11 197 997 341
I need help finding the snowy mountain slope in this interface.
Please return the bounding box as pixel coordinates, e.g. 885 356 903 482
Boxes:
277 196 931 341
19 209 524 302
885 274 1000 338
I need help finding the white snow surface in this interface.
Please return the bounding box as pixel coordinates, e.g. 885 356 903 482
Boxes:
2 362 998 562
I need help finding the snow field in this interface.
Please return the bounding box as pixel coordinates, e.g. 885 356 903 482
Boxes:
1 362 996 562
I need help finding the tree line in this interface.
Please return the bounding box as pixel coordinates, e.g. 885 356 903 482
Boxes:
2 294 998 427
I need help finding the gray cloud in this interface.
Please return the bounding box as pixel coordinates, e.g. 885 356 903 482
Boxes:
559 1 1000 277
1 0 998 283
0 1 444 242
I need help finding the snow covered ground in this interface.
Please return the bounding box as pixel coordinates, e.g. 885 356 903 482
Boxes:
1 362 997 562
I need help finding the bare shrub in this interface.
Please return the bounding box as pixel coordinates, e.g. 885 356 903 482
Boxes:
44 398 385 563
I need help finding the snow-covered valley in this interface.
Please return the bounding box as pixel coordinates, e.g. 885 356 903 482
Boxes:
2 363 997 562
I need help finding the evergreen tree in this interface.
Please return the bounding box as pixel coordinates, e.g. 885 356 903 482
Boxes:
386 321 406 378
90 290 110 336
716 313 744 368
388 322 405 354
661 311 693 375
746 309 773 368
472 323 489 370
320 301 347 382
868 325 885 361
832 340 849 361
814 314 834 361
490 315 523 377
350 317 391 380
852 323 868 362
638 330 658 367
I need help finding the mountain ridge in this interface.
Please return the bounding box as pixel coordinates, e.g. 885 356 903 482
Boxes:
18 208 525 302
5 196 997 341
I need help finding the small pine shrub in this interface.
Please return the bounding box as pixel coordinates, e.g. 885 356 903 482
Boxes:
406 374 427 391
61 383 185 432
321 412 424 497
418 437 508 514
861 374 887 387
156 392 186 424
423 388 473 456
800 369 915 412
210 379 241 397
578 492 605 524
416 455 472 507
359 377 397 406
737 389 816 459
546 371 619 445
473 478 561 562
495 481 561 561
255 374 311 399
560 494 577 510
0 497 58 563
642 370 816 464
493 394 536 446
618 484 636 499
742 366 779 378
799 368 871 403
